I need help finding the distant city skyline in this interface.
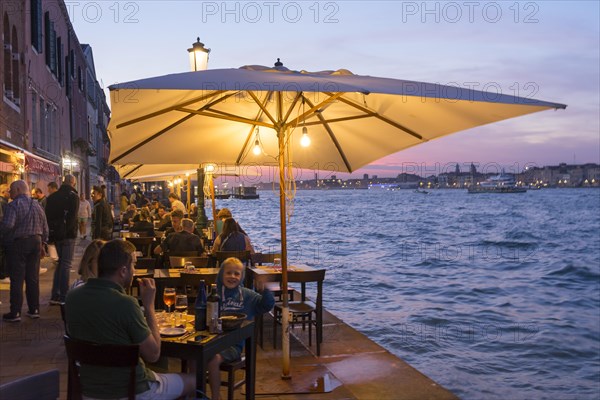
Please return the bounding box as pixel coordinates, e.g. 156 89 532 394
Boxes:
68 1 599 177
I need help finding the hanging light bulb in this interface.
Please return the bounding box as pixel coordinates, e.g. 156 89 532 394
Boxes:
253 139 261 155
252 127 261 155
300 97 311 147
300 126 311 147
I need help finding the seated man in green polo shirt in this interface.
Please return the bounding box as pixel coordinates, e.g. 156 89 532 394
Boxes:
66 239 195 399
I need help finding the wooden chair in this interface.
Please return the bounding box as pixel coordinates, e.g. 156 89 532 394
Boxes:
135 257 157 269
169 256 209 269
179 272 217 301
64 335 139 400
273 269 326 356
0 369 60 400
218 321 260 400
215 250 251 267
220 357 246 400
125 237 155 258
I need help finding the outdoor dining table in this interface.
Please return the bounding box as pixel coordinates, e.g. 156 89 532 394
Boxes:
160 319 256 399
248 265 325 349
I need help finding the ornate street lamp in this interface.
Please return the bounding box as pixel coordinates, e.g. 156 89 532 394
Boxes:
187 37 210 72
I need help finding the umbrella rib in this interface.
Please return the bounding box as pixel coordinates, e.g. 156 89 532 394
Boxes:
236 91 274 165
303 96 353 173
111 113 196 164
122 164 143 178
303 114 372 126
284 93 345 130
282 92 303 125
115 90 226 129
247 91 277 125
326 93 424 141
177 108 274 129
111 92 242 163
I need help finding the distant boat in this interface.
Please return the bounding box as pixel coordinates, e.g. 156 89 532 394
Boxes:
468 172 527 193
415 188 429 194
214 189 231 199
232 186 260 199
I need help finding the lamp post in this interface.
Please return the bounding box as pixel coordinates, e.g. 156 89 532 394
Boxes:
187 36 210 230
187 37 210 71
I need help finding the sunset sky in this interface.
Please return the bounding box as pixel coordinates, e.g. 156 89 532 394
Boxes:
68 1 599 178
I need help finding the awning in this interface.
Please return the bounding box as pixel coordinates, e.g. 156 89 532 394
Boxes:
25 153 60 176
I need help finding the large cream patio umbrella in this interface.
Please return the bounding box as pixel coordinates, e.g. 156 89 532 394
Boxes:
108 62 566 377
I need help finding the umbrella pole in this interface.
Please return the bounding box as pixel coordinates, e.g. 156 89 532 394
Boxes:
277 124 291 379
209 174 217 223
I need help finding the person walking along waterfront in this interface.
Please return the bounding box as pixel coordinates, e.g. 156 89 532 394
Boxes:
0 180 49 321
78 193 92 239
45 175 79 305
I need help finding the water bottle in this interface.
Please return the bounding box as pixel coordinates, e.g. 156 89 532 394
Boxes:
206 284 221 333
194 280 207 331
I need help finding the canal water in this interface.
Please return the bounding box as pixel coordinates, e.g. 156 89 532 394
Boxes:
223 188 600 400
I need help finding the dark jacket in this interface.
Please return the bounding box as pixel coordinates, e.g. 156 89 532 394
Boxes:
92 199 113 240
45 184 79 242
163 231 202 254
130 220 155 237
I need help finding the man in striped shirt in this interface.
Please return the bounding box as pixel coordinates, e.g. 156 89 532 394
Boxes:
0 180 49 322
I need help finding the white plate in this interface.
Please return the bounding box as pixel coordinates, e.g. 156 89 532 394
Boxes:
159 327 187 337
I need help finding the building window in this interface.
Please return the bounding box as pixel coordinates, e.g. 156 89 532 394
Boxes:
30 0 42 52
11 26 20 105
78 66 83 91
44 12 57 75
39 98 46 148
31 92 38 147
57 37 63 85
3 13 12 99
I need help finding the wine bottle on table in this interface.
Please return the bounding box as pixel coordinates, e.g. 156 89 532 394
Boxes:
194 280 207 331
207 283 221 333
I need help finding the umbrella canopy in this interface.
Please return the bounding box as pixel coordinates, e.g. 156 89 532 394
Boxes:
108 63 566 377
108 64 566 171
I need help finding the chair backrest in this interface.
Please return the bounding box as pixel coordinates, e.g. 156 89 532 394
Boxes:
125 237 156 258
135 258 157 269
0 369 60 400
216 250 251 265
179 272 218 292
251 253 281 266
64 335 139 400
169 256 209 268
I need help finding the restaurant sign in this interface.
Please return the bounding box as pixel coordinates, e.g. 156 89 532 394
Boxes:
25 154 60 176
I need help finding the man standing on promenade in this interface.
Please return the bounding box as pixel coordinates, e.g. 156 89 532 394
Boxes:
91 185 113 240
0 180 49 321
66 240 195 398
31 187 47 209
45 175 79 305
0 184 9 282
47 181 58 195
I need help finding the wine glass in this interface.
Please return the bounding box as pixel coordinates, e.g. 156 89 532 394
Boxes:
174 294 188 327
163 287 176 325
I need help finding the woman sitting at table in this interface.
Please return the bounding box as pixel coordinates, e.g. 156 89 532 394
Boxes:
71 240 106 288
129 208 155 237
207 257 274 400
211 217 254 254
